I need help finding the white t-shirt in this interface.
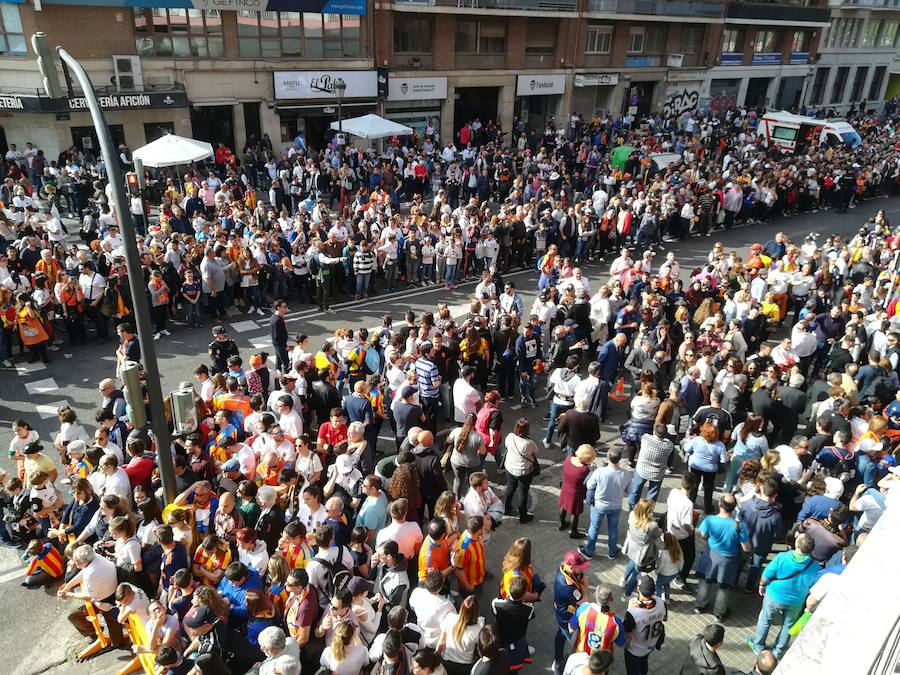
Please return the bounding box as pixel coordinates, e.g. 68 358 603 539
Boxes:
665 489 695 541
853 492 884 531
408 587 454 648
375 520 423 560
438 612 483 665
320 644 368 675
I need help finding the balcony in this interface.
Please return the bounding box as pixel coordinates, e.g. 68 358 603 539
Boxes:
727 1 831 23
392 0 577 11
587 0 726 16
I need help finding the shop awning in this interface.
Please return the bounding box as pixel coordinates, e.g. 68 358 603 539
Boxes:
329 113 412 140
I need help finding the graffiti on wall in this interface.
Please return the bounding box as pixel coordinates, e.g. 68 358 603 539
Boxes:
664 88 700 118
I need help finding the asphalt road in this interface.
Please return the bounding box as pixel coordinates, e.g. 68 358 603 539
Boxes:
1 197 898 674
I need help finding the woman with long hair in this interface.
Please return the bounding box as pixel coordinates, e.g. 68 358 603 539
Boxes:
433 491 462 542
388 458 421 521
474 391 503 465
320 621 368 674
499 537 542 602
502 418 539 523
559 444 596 538
620 498 661 598
447 413 485 497
436 595 483 675
723 413 769 493
684 422 728 513
655 532 683 601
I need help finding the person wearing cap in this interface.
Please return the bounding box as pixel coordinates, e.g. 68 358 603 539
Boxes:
347 575 383 644
622 574 667 675
22 441 57 488
182 606 230 668
208 326 239 375
552 550 591 673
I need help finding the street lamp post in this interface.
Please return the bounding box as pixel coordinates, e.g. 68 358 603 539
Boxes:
43 43 177 503
334 77 347 146
621 73 633 118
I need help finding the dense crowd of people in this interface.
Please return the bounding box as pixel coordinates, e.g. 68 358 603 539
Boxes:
1 102 900 675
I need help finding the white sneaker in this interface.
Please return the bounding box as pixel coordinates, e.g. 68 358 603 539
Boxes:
247 307 256 314
256 307 265 316
161 329 172 336
48 345 60 351
542 439 551 449
1 360 11 367
153 332 161 341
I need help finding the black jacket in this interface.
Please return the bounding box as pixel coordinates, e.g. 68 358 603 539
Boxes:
679 635 725 675
254 506 285 556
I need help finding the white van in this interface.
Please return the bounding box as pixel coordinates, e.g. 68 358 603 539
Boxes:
756 111 862 153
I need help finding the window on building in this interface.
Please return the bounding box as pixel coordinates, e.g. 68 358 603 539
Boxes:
134 8 223 58
861 19 882 47
455 20 505 54
0 4 26 56
880 20 898 48
645 25 667 53
831 65 850 103
525 18 556 55
869 65 887 100
628 26 645 53
849 66 869 101
585 25 613 54
681 26 703 54
810 67 829 105
753 30 778 53
791 31 808 52
393 16 432 53
237 11 293 57
846 18 863 47
721 28 743 53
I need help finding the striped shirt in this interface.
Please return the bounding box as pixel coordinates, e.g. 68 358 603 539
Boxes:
353 250 375 274
414 357 440 398
455 532 486 588
281 541 315 570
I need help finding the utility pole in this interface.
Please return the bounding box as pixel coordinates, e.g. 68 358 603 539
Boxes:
33 35 176 503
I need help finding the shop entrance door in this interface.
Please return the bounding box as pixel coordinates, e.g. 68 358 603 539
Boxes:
453 87 499 140
745 78 771 109
190 105 235 151
243 102 262 149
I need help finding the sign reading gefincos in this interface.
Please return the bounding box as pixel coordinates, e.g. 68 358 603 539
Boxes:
190 0 367 14
516 74 566 97
274 71 378 100
388 77 448 102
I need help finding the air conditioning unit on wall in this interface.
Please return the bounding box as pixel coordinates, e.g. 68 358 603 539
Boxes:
112 55 143 91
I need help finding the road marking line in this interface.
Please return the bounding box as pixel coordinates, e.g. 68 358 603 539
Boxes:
229 320 260 333
15 362 46 376
24 378 59 395
0 567 24 585
35 400 69 419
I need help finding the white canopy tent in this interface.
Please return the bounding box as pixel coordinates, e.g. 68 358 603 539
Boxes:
132 133 214 168
329 114 413 140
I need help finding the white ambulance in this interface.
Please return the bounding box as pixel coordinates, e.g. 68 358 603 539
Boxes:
756 111 862 153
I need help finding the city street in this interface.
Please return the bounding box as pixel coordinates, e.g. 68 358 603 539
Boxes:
1 198 897 675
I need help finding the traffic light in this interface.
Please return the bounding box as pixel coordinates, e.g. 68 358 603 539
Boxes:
125 172 140 197
31 33 63 99
121 361 148 429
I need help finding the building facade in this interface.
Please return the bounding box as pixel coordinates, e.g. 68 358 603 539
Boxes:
807 0 900 114
0 0 890 160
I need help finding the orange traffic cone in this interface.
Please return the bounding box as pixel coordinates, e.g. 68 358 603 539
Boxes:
610 376 628 402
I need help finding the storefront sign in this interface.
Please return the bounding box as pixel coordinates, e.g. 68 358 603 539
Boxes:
515 74 566 97
752 52 782 66
625 56 660 68
42 0 367 15
273 71 378 100
0 90 188 113
720 53 743 66
574 73 619 87
790 52 810 65
388 77 448 101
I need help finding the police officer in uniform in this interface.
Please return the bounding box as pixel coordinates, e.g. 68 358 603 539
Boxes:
208 325 240 375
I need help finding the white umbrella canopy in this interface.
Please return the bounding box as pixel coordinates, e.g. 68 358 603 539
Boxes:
132 133 214 168
329 114 413 140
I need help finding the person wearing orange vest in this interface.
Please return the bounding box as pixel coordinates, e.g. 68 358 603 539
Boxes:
454 516 486 594
23 539 65 587
569 583 625 655
417 518 454 585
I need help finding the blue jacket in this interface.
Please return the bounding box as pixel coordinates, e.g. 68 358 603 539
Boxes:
218 568 264 624
740 497 783 555
62 496 100 537
596 339 620 382
763 551 820 606
796 495 840 523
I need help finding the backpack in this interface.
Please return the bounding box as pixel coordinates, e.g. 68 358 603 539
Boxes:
308 252 321 276
864 374 897 405
313 544 352 601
